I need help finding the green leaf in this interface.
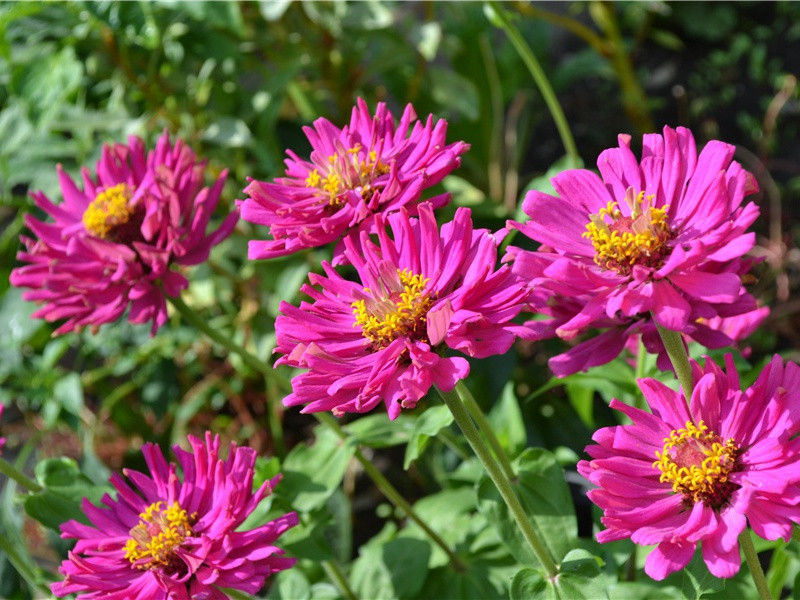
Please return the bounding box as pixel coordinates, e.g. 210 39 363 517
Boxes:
53 373 84 419
23 458 107 531
488 382 526 456
510 568 547 600
420 563 504 600
477 448 577 564
564 382 594 428
350 536 432 600
345 413 414 449
279 427 355 512
266 567 311 600
403 405 454 468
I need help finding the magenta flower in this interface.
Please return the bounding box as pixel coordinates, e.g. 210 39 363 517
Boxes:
10 132 239 335
52 432 298 599
507 126 764 376
240 97 468 261
578 354 800 580
275 203 528 419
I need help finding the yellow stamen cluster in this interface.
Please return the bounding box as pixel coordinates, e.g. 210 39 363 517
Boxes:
82 183 134 239
352 269 432 348
123 501 194 570
654 420 739 508
305 145 389 207
582 189 672 275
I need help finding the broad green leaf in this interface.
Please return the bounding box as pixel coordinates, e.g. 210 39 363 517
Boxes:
279 427 355 512
266 567 311 600
350 537 432 600
345 412 414 449
477 448 577 564
488 382 526 456
23 458 107 531
403 405 454 468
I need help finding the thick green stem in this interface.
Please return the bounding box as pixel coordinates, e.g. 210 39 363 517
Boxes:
456 381 516 481
316 413 466 572
437 386 558 577
655 323 694 412
739 530 772 600
0 457 41 493
321 558 357 600
488 1 580 165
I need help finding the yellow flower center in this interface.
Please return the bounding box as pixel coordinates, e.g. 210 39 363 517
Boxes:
653 420 740 509
123 501 194 570
582 188 672 275
305 145 390 207
352 269 433 348
82 183 135 239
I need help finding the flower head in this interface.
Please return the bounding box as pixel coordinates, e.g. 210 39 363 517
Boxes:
10 132 239 335
240 98 469 262
578 354 800 580
507 126 764 376
275 203 528 419
52 432 298 599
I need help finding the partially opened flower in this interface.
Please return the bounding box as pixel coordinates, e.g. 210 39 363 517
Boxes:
10 132 238 335
275 203 528 419
578 354 800 580
506 126 764 376
240 97 468 261
52 432 298 599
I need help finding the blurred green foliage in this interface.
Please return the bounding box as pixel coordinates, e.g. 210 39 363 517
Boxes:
0 1 799 598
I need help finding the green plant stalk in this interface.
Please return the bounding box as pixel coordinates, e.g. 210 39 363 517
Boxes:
437 386 558 577
0 457 41 493
488 1 580 165
655 323 694 411
588 2 655 134
166 293 288 454
739 529 773 600
167 294 286 389
315 412 467 572
321 558 358 600
456 381 516 481
170 294 466 570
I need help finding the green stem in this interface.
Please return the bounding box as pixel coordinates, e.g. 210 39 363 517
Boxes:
488 1 580 165
316 413 466 572
0 531 50 594
167 293 289 454
0 457 41 493
437 386 558 577
739 530 772 600
167 294 283 386
321 559 357 600
456 381 516 481
655 323 694 411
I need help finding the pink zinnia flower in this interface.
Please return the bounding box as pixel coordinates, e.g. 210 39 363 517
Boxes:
507 126 764 376
240 97 468 261
578 354 800 580
52 432 298 599
10 132 238 335
275 203 528 419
